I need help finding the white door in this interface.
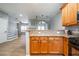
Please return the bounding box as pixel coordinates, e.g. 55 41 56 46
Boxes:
0 17 8 43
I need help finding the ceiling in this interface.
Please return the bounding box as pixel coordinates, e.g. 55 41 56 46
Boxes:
0 3 63 23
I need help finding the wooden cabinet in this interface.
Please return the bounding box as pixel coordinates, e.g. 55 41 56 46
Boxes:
48 37 63 54
62 3 78 26
63 37 68 56
40 37 48 54
54 37 63 54
30 36 79 56
30 36 40 54
78 3 79 11
30 36 65 55
62 4 68 26
48 37 54 53
67 3 77 25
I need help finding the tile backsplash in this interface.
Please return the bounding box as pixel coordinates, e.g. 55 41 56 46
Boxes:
65 26 79 30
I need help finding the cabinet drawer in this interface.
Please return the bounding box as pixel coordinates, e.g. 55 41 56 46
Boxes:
55 37 63 41
49 37 54 40
30 36 39 40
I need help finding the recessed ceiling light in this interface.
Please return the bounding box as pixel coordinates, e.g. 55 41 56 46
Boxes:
19 14 23 17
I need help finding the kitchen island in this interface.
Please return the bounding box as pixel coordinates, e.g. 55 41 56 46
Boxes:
29 30 68 56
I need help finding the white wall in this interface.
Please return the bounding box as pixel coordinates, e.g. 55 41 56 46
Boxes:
0 11 8 43
50 12 65 30
8 16 18 40
0 11 18 43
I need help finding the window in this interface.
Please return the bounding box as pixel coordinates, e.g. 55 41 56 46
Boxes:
37 21 48 30
21 25 29 32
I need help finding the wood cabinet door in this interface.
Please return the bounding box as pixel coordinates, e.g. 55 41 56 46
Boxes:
40 36 48 54
30 36 40 54
53 37 63 54
48 37 55 53
63 37 68 56
67 3 77 25
62 4 68 26
48 37 63 54
78 3 79 11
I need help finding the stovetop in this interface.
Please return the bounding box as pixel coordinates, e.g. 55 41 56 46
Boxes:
67 35 79 38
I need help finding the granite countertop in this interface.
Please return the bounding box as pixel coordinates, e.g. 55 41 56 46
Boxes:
30 30 66 37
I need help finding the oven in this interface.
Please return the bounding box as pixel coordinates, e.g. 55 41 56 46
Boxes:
66 30 79 55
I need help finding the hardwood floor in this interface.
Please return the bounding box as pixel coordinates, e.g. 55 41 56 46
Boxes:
0 37 26 56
